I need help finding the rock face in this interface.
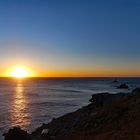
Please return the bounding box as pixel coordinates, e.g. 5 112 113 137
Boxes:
3 127 31 140
132 87 140 94
89 92 126 107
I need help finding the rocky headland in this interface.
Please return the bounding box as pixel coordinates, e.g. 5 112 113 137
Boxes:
4 88 140 140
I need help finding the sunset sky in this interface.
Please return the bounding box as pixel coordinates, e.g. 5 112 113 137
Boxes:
0 0 140 77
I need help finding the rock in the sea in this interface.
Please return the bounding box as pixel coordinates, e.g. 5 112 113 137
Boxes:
112 79 119 83
3 127 30 140
117 83 129 89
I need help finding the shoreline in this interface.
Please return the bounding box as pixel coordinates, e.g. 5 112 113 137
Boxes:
3 87 140 140
31 91 127 139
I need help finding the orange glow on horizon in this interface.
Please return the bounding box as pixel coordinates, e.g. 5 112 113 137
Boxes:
1 65 140 78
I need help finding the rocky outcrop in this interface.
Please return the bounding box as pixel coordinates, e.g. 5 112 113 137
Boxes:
132 87 140 94
112 79 119 83
117 83 129 89
89 92 126 107
31 89 139 140
3 127 31 140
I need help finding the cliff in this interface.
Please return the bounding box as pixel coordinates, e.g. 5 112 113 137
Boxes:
30 88 140 140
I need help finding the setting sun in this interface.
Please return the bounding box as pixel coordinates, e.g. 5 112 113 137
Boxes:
11 67 29 78
3 65 36 78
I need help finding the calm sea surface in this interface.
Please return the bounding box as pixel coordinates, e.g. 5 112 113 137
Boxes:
0 77 140 139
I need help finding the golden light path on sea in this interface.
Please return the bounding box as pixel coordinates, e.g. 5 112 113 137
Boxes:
10 79 31 129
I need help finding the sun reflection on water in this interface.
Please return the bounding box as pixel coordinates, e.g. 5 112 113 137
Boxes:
10 80 31 129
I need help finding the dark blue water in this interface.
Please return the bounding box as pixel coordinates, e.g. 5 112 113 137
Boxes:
0 77 139 139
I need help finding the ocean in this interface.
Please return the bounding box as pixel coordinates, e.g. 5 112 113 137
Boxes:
0 77 139 139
